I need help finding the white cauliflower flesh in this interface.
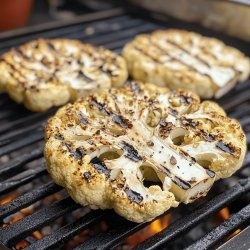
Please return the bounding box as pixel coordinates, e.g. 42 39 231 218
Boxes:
45 81 246 223
0 39 127 112
123 29 250 99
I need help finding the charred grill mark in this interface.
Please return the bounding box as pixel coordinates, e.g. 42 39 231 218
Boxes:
122 141 142 162
83 171 92 181
77 112 88 125
125 188 143 204
90 157 110 177
112 115 132 129
16 48 30 60
173 176 191 190
78 71 93 82
55 134 64 140
89 97 111 115
166 39 211 67
89 97 132 129
206 169 216 178
161 166 171 177
148 39 233 85
65 143 85 159
216 141 235 155
2 60 26 80
134 46 161 64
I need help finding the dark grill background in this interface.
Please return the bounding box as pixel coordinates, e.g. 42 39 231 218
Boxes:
0 7 250 250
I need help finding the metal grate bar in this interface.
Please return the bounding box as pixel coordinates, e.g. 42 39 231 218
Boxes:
0 181 61 220
0 126 44 157
0 197 80 246
0 8 124 41
219 89 250 112
0 147 43 177
133 177 250 250
0 123 45 146
230 105 250 119
0 111 53 135
75 217 147 250
26 210 109 250
185 203 250 250
0 109 20 121
0 164 46 195
83 23 160 45
0 14 136 51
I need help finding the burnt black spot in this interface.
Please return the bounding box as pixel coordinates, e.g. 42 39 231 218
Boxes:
122 141 142 162
90 157 110 177
117 183 124 188
46 41 56 51
147 141 154 147
159 120 173 137
200 130 215 142
180 95 193 105
206 134 215 142
89 97 111 115
77 112 88 125
172 176 191 190
65 143 85 159
112 115 132 129
191 157 196 164
78 71 93 82
83 171 91 181
181 118 199 128
206 169 216 178
216 141 235 155
143 180 163 190
187 177 197 184
55 134 64 140
75 147 85 158
125 188 143 204
169 108 178 116
130 81 141 96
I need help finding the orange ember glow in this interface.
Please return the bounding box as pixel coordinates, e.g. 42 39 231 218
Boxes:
127 214 171 247
0 193 17 205
0 192 44 249
215 207 241 239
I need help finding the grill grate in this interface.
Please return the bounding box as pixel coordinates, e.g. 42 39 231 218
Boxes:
0 7 250 250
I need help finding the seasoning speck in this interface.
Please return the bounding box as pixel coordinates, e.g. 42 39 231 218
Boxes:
170 156 177 165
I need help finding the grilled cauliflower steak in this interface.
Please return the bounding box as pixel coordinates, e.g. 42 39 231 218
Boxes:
0 39 127 112
45 81 246 223
123 29 250 98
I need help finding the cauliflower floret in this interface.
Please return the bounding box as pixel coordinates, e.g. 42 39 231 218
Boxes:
0 39 127 112
45 81 246 222
123 29 250 99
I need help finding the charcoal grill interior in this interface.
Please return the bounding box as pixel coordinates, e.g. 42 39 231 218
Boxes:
0 7 250 250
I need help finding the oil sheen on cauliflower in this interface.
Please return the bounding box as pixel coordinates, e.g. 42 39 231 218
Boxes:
45 81 246 223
